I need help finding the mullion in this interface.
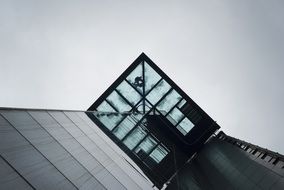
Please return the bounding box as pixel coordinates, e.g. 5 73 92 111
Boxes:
133 134 160 158
175 115 186 127
131 129 159 152
141 142 161 162
120 113 149 142
144 78 163 97
131 133 149 151
165 97 183 117
110 99 144 133
145 87 174 115
142 61 146 114
105 99 119 113
125 79 143 96
151 88 174 113
143 98 163 116
114 89 134 109
146 86 185 127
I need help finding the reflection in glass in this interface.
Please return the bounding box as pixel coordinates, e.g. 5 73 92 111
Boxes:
144 62 161 94
136 99 153 114
96 101 116 112
106 91 132 112
123 126 147 150
149 145 168 163
126 62 143 93
94 112 123 131
113 114 142 140
177 99 187 109
177 117 194 135
134 136 157 159
167 108 184 125
146 80 171 106
116 80 142 106
157 90 182 114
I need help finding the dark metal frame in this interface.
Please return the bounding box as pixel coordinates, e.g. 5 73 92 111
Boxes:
87 53 221 189
88 52 219 137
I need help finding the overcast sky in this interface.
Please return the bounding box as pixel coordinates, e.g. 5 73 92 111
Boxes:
0 0 284 154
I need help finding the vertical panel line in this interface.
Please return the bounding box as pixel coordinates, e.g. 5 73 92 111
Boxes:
62 111 128 190
0 154 36 190
0 112 79 190
28 111 106 190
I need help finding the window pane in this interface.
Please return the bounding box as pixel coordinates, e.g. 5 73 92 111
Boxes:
149 145 168 163
136 99 153 114
116 80 142 106
144 62 161 94
177 99 187 109
106 91 132 112
134 136 158 159
146 80 171 106
126 62 143 94
157 90 182 114
96 101 116 112
177 117 194 135
167 108 184 125
123 126 147 150
94 112 124 130
113 114 142 140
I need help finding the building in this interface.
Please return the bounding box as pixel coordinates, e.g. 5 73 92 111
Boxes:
1 53 283 190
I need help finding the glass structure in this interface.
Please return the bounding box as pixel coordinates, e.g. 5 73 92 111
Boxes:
87 53 220 188
93 60 197 136
1 53 283 190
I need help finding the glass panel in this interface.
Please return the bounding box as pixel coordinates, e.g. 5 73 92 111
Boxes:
149 145 168 163
116 80 142 106
94 112 124 130
113 115 140 140
167 108 184 125
177 117 194 135
136 99 152 114
176 125 187 135
126 62 143 94
177 99 187 109
134 136 158 159
106 91 132 112
146 80 171 106
96 101 116 112
144 62 161 94
123 126 147 150
157 90 182 115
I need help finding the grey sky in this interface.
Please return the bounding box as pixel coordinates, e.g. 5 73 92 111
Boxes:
1 0 284 153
